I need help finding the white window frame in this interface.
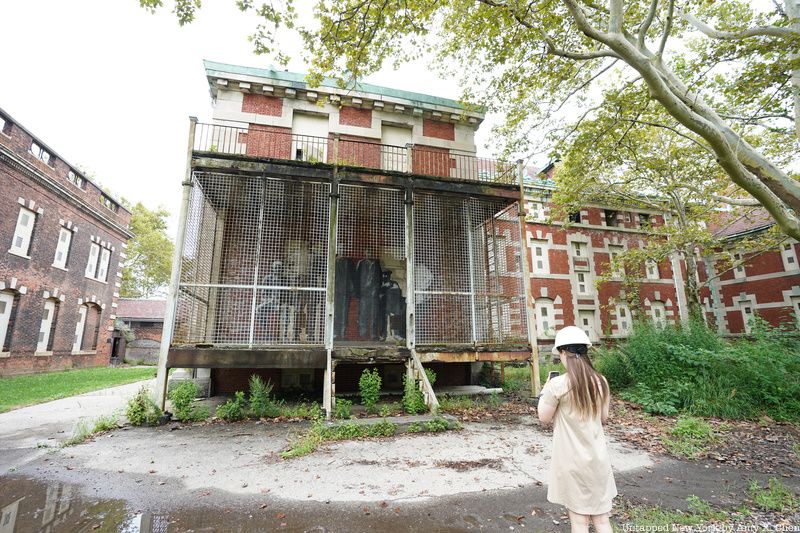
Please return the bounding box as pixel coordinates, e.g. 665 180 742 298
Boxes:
37 300 57 353
576 272 591 295
791 296 800 330
616 304 632 336
578 309 597 341
72 305 88 352
85 243 100 278
741 302 755 334
733 253 746 279
650 301 667 328
67 170 85 189
571 241 587 258
10 207 36 257
0 116 6 135
527 201 545 222
0 291 14 352
781 242 798 272
29 141 51 165
535 299 555 337
608 245 625 279
530 239 550 275
53 227 73 269
97 247 111 282
645 259 660 280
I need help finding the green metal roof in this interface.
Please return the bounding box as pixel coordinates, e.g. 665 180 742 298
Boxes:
203 60 473 112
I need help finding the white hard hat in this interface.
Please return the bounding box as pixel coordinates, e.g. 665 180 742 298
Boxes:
551 326 592 355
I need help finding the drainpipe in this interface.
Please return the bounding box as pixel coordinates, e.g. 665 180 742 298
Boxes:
156 117 197 409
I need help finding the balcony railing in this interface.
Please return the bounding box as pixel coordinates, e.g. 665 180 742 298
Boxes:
193 122 517 185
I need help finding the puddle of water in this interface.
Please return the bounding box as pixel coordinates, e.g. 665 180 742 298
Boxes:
0 476 475 532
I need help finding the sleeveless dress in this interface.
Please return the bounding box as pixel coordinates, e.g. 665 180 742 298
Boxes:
539 374 617 515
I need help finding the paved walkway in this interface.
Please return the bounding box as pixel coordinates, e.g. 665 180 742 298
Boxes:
0 379 154 472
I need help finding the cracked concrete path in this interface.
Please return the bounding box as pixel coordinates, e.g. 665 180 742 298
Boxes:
0 378 155 472
13 415 652 507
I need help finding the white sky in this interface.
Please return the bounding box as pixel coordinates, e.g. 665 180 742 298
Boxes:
1 1 496 231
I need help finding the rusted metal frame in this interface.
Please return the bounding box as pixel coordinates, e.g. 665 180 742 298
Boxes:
191 156 521 200
323 135 341 419
247 178 267 348
167 347 327 369
416 350 532 363
405 184 416 352
156 116 198 409
465 201 478 346
180 282 325 291
489 213 506 344
517 160 541 397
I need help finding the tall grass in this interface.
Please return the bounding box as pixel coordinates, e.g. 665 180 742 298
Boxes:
596 318 800 420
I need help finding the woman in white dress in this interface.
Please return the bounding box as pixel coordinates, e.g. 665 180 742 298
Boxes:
537 326 617 533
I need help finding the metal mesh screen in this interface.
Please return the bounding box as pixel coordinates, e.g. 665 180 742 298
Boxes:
335 185 406 343
173 172 330 346
414 193 527 346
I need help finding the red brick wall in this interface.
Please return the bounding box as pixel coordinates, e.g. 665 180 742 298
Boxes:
337 134 381 168
130 321 163 343
0 120 129 375
411 145 452 178
422 119 455 141
241 94 283 117
339 107 372 128
240 124 292 159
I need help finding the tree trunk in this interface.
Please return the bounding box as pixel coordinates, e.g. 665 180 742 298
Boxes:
682 245 704 322
787 0 800 140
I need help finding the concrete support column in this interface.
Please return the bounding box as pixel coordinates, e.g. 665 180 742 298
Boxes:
517 160 541 397
322 136 340 419
156 117 198 408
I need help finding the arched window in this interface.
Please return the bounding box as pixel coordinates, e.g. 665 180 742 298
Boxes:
37 298 60 353
650 301 667 329
535 298 555 338
0 290 20 352
72 303 102 352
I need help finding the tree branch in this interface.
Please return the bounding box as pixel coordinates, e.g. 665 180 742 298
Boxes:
637 0 659 49
682 11 800 40
656 0 674 58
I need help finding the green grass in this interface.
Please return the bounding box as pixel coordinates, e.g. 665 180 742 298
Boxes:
624 495 729 528
662 416 716 459
748 478 799 512
0 366 156 413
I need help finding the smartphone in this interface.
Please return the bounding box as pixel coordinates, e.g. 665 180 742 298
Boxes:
548 371 560 380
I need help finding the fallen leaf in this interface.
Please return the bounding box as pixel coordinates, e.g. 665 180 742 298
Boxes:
276 512 286 519
380 501 388 508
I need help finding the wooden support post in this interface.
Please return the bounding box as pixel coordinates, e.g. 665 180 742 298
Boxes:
517 159 542 397
501 362 505 386
156 116 197 409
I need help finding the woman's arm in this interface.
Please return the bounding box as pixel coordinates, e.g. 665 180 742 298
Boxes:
537 395 557 424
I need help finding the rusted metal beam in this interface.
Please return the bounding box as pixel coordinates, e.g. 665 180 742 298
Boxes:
416 350 532 363
167 348 327 369
332 346 411 363
191 155 520 200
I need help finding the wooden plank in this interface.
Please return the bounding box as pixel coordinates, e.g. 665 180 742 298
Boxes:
416 350 531 363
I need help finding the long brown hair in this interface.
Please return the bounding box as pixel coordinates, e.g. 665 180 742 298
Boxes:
561 344 609 420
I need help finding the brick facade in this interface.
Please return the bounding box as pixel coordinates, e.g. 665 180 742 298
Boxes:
339 106 372 128
697 213 800 334
422 118 455 141
241 93 283 117
0 108 131 375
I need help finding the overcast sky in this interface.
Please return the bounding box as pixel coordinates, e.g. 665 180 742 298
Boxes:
2 1 492 230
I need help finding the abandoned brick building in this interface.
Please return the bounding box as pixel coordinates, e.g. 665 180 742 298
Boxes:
523 163 683 349
699 210 800 334
156 61 537 413
113 299 166 364
0 107 131 375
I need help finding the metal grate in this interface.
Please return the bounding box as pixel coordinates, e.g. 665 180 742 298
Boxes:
335 185 406 343
414 193 527 346
174 172 330 346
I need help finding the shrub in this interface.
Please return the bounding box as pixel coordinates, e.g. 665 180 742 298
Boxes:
169 381 200 423
359 369 382 413
605 319 800 421
126 386 163 426
403 373 426 414
216 391 247 421
334 398 352 419
249 375 280 418
662 416 715 458
424 417 450 432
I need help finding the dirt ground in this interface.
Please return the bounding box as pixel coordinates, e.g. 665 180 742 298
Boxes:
1 396 799 532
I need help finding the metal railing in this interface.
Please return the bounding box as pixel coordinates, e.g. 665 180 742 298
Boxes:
193 123 516 185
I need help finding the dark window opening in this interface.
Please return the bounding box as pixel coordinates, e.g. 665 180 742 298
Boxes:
604 210 618 227
568 211 581 224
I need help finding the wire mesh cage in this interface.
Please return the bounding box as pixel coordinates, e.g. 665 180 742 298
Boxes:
414 193 527 346
174 172 330 346
334 184 406 344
